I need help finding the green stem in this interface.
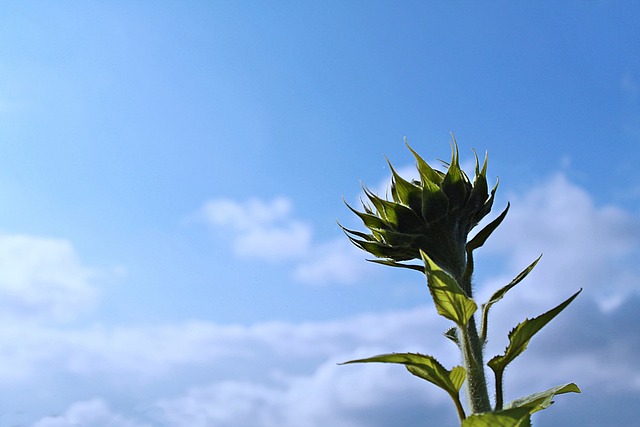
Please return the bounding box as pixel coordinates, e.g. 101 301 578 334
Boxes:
459 316 492 414
494 369 504 411
449 391 467 421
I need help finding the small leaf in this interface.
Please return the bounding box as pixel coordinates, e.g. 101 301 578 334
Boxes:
340 352 466 394
387 160 422 210
467 203 510 253
343 200 388 230
484 256 542 309
364 187 424 231
422 252 477 326
480 255 542 341
474 178 500 223
421 179 449 223
479 149 488 178
462 408 531 427
367 259 424 273
444 326 460 347
505 383 581 414
465 172 489 215
406 140 444 185
449 365 466 391
488 290 582 375
441 141 469 209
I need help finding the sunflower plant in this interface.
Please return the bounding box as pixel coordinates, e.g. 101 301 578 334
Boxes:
339 138 580 426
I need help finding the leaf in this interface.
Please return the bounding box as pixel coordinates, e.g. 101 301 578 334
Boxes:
406 140 444 185
421 178 449 223
367 259 425 273
340 352 466 395
480 255 542 341
474 178 500 224
444 326 460 347
462 408 531 427
488 290 582 375
387 159 422 211
462 384 580 427
441 141 469 208
505 383 581 414
363 187 424 231
343 199 388 230
421 251 477 326
467 203 510 252
484 256 542 309
462 202 510 286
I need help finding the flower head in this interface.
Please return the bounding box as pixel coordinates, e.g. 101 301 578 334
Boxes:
342 139 498 282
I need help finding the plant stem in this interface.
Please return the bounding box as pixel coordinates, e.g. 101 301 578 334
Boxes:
459 312 492 414
450 391 467 421
456 269 492 415
494 369 504 411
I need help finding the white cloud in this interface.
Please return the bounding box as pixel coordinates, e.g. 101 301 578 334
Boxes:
155 357 450 427
477 173 640 312
293 238 374 285
23 294 640 427
199 197 373 284
201 197 312 262
21 306 457 427
0 234 98 322
16 297 640 427
31 399 150 427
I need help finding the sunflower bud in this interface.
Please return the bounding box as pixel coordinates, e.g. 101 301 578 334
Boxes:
341 139 498 284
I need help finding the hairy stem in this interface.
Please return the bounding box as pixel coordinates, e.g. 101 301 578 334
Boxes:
494 369 504 411
457 272 491 414
459 316 492 414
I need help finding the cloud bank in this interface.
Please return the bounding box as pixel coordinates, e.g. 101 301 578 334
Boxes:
0 172 636 426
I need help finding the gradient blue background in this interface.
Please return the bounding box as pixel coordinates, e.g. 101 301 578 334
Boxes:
0 2 638 426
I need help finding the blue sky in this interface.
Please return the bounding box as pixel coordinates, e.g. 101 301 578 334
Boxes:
0 1 639 426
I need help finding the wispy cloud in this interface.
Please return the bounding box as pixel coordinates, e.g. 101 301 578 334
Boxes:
198 197 373 285
32 399 151 427
0 234 98 322
200 197 312 262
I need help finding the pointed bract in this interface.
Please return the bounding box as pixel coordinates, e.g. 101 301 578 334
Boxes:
342 140 501 280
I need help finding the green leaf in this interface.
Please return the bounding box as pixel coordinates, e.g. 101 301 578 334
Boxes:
387 160 422 210
467 203 510 252
480 255 542 342
421 178 449 223
444 326 460 347
462 203 510 285
474 178 500 224
465 149 489 215
363 187 424 231
465 172 489 215
441 141 469 209
406 140 444 185
484 256 542 309
462 408 531 427
448 365 467 391
340 352 466 394
505 383 581 414
367 259 424 273
421 252 477 326
488 290 582 375
343 200 388 230
463 383 581 427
